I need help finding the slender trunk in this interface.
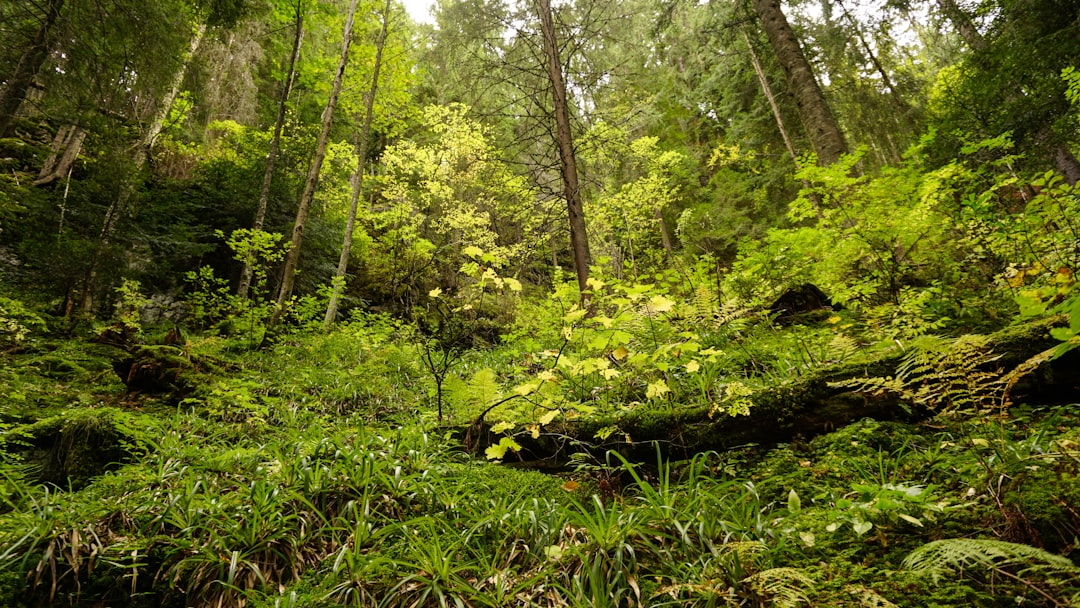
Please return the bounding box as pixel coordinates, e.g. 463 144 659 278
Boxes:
238 2 305 300
744 31 800 166
536 0 591 299
744 30 822 216
272 0 359 325
76 23 206 316
656 209 673 257
0 0 64 137
752 0 846 165
835 0 910 118
324 0 392 330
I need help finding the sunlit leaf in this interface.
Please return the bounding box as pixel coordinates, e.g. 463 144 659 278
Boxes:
490 421 514 434
646 380 670 399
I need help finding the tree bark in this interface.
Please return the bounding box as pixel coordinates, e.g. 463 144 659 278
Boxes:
272 0 359 325
1053 145 1080 186
324 0 392 330
751 0 847 165
237 1 305 300
536 0 591 299
34 124 86 186
0 0 64 137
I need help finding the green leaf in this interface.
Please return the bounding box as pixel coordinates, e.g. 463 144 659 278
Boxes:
490 421 514 434
646 380 670 399
852 520 873 536
463 245 484 259
898 513 924 527
485 437 522 460
788 489 801 513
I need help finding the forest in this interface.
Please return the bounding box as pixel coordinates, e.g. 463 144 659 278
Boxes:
1 0 1080 604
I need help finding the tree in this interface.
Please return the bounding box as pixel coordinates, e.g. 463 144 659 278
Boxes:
0 0 64 137
536 0 591 297
237 0 306 300
323 0 393 328
751 0 847 165
272 0 360 324
929 0 1080 183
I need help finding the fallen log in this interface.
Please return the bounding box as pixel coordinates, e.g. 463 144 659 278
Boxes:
465 317 1079 464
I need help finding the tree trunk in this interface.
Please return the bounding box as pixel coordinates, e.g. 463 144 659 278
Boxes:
237 0 305 300
0 0 64 137
1053 145 1080 186
76 23 207 316
272 0 359 325
34 124 86 186
536 0 591 299
936 0 988 52
324 0 392 330
744 30 823 216
751 0 847 165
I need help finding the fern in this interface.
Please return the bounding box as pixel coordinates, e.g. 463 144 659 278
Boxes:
742 567 813 607
830 335 1006 413
844 584 899 607
904 539 1080 606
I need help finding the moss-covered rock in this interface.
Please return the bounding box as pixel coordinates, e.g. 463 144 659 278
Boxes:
2 408 157 490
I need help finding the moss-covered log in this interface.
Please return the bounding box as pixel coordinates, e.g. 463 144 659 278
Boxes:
466 318 1079 464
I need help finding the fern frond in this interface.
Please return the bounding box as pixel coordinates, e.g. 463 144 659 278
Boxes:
904 538 1080 581
742 567 813 608
844 584 899 607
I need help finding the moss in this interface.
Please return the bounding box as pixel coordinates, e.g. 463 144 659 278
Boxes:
2 408 157 490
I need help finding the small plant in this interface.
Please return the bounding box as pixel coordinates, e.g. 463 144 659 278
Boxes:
904 539 1080 606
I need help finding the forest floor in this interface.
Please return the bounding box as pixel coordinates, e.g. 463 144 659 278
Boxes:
1 310 1080 607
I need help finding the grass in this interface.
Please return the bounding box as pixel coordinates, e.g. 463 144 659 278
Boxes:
0 318 1078 607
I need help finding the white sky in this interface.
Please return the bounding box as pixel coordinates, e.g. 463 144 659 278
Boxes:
401 0 435 24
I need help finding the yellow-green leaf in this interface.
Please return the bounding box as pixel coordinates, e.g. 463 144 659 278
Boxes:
538 409 559 425
514 381 540 396
491 421 515 434
649 294 675 313
646 380 670 400
463 245 484 259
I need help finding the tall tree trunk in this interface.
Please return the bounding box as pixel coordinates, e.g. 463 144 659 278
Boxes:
744 31 800 166
237 1 305 300
272 0 359 325
323 0 392 330
0 0 64 137
536 0 591 299
752 0 847 165
936 0 988 52
76 23 207 316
